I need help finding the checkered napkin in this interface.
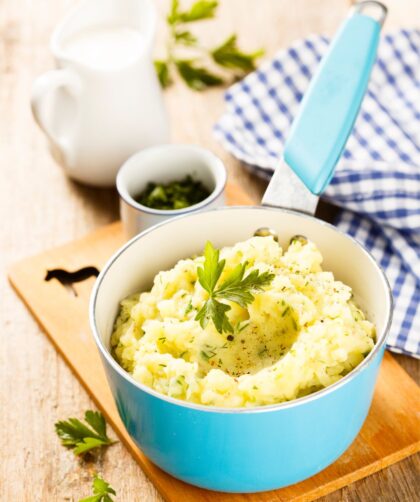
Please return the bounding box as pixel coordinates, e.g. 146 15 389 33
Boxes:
214 29 420 358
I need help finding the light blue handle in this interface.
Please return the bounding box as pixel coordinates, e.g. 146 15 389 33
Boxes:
284 11 382 195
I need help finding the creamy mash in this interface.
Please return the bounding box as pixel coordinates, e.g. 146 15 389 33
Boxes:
111 236 375 407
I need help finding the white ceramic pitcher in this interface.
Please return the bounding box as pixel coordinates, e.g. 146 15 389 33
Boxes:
31 0 169 187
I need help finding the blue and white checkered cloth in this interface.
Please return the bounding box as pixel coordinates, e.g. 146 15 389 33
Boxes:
214 29 420 358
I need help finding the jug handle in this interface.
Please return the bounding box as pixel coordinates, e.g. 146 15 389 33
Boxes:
31 68 81 164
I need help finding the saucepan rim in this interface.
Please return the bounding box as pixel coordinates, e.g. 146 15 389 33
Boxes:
90 205 393 414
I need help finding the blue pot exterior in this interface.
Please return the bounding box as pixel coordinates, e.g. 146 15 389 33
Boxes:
100 345 385 493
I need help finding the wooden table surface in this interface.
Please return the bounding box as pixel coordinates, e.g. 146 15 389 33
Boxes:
1 0 419 500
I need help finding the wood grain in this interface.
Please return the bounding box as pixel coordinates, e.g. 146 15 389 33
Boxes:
1 0 419 501
8 199 420 502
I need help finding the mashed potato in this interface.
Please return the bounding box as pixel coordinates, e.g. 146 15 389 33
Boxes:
111 236 375 407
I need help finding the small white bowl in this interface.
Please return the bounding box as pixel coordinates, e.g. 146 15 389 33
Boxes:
117 144 227 237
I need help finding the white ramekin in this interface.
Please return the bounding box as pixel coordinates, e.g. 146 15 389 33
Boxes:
116 144 227 237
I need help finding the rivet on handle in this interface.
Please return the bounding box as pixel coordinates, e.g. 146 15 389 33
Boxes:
352 1 387 27
254 227 279 242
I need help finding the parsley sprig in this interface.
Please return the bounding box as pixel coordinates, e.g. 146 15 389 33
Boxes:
195 242 274 333
55 410 116 456
79 474 116 502
155 0 264 90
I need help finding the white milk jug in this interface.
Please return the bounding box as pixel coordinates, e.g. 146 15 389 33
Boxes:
31 0 169 186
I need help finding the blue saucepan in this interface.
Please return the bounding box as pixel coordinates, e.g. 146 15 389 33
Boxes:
90 2 392 493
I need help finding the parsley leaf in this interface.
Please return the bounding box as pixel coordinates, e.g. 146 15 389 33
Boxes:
79 474 116 502
55 410 115 456
175 60 223 90
178 0 218 22
211 34 264 72
195 296 233 333
168 0 217 24
195 242 274 333
85 410 107 436
167 0 181 25
197 241 226 293
215 263 274 308
175 30 198 46
154 60 171 88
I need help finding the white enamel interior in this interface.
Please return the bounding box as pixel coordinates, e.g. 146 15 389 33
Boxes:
92 207 392 386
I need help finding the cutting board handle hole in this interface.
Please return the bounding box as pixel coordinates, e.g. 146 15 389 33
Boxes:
44 266 100 297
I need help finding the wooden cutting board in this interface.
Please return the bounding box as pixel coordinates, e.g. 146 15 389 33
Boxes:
8 183 420 502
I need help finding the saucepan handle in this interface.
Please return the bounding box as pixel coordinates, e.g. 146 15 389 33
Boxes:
284 1 387 195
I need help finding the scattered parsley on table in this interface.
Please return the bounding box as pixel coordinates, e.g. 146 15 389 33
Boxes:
55 410 116 456
79 474 116 502
155 0 264 90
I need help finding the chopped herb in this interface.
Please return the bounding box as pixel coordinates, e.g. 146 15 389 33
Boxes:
159 364 167 368
185 300 194 315
180 350 188 358
158 337 166 343
201 349 216 361
135 175 210 211
79 473 116 502
195 242 274 333
236 320 249 333
281 306 290 317
55 410 115 456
